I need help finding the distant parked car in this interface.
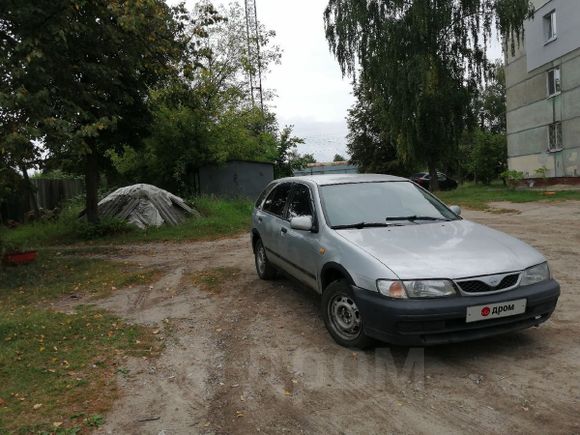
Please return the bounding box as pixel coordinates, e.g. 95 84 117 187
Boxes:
410 172 458 190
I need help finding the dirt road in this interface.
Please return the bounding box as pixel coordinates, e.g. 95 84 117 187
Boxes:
77 201 579 434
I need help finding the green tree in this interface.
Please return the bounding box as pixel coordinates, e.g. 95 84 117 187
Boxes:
479 61 507 134
457 61 508 183
324 0 532 190
333 154 346 162
193 1 281 112
109 2 286 194
274 126 306 178
346 79 409 175
1 0 189 222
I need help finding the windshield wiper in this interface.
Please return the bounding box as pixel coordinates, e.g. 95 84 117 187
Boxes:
331 222 403 230
385 215 449 222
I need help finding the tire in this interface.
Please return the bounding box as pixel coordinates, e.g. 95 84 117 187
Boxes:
254 238 277 280
322 280 374 349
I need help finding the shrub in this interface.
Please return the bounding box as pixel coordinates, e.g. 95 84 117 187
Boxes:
500 169 524 189
73 218 134 240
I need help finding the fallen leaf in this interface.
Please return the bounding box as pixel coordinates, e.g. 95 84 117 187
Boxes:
0 398 6 406
33 403 42 410
53 422 63 428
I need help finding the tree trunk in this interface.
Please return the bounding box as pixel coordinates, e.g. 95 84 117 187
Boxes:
85 150 100 224
21 164 40 219
427 160 440 192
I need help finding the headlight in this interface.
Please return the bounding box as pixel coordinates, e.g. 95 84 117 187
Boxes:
377 279 456 298
404 280 456 298
520 262 550 286
377 280 407 299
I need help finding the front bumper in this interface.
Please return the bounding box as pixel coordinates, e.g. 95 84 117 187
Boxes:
352 279 560 346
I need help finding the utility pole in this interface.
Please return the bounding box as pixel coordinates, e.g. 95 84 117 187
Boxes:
244 0 264 113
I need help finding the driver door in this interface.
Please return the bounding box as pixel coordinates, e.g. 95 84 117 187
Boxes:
280 183 320 289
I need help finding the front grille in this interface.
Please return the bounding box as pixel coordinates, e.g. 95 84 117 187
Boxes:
457 273 519 293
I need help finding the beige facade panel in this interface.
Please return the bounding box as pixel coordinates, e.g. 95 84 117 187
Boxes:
507 99 554 134
507 126 548 157
507 154 556 178
562 147 580 176
506 72 549 111
561 52 580 91
505 53 528 89
562 86 580 120
508 147 580 178
563 118 580 150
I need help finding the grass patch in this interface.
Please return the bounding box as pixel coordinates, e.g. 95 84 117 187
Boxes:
188 267 242 294
111 196 252 243
0 255 163 433
0 252 160 306
1 196 252 248
436 182 580 210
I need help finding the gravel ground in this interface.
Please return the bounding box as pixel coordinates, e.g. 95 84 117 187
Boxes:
65 200 580 435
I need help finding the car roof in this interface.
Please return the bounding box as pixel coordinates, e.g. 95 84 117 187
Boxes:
276 173 408 186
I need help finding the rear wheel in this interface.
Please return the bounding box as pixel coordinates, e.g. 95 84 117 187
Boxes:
322 280 374 349
254 238 277 280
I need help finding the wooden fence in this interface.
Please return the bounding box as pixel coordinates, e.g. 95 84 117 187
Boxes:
0 178 84 223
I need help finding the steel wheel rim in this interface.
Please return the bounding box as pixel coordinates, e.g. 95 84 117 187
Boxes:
256 242 266 275
328 294 362 340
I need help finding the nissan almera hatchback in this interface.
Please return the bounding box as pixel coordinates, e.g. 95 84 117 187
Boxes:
251 174 560 348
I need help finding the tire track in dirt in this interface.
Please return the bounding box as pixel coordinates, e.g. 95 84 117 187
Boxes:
59 200 580 434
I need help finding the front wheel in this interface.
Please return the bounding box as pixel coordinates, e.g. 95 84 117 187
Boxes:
322 280 374 349
254 238 277 280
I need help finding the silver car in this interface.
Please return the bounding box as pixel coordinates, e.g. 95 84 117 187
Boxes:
251 174 560 348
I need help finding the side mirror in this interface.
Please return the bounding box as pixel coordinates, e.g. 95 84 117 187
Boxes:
449 205 462 216
290 215 313 231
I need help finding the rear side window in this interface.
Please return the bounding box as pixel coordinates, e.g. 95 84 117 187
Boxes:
263 183 292 217
288 184 313 219
255 186 271 208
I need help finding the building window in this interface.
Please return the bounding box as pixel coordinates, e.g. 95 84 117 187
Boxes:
548 122 562 151
547 67 561 97
543 10 557 42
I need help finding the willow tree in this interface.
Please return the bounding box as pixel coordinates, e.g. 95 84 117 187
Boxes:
324 0 532 190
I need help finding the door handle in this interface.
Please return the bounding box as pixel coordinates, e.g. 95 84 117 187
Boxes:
281 227 287 234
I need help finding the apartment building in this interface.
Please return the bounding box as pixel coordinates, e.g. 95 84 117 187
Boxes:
505 0 580 179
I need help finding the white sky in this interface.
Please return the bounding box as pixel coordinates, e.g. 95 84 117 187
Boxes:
174 0 504 161
255 0 354 125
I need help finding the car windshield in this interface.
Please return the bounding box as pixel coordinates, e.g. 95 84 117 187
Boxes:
320 181 458 228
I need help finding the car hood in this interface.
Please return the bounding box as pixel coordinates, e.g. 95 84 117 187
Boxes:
337 220 545 280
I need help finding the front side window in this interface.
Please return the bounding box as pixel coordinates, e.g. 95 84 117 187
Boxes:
320 181 458 228
288 184 313 219
543 10 557 42
548 122 562 151
547 67 561 97
263 183 292 217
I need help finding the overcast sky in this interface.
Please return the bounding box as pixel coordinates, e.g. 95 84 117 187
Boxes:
176 0 504 161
